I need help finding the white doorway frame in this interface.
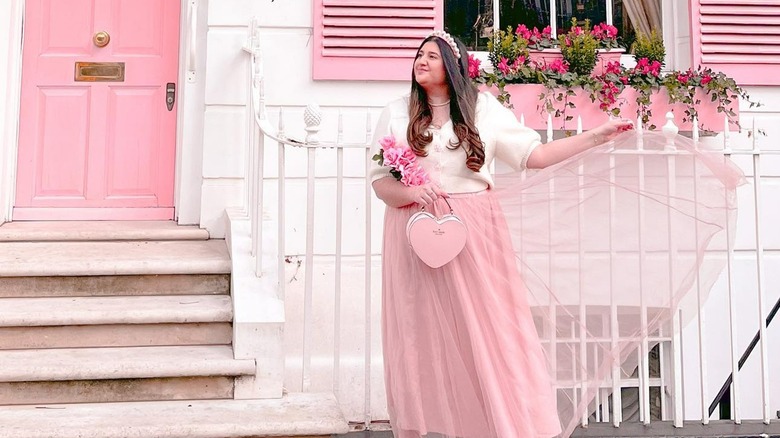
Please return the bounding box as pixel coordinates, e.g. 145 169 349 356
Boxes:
0 0 205 224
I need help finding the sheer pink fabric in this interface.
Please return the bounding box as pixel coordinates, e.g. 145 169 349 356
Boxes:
379 132 743 438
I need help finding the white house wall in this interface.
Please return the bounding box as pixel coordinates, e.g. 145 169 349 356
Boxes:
201 0 407 237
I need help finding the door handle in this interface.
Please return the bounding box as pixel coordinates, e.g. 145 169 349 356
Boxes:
166 83 175 111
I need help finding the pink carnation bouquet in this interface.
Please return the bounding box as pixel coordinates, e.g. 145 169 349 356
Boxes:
372 135 430 187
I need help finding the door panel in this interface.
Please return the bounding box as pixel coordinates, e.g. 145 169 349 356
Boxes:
113 0 165 56
15 0 180 220
106 87 159 198
35 87 91 199
41 0 94 55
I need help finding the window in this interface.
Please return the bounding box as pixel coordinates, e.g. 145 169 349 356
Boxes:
444 0 662 52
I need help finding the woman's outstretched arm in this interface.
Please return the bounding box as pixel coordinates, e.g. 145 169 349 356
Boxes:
525 119 633 169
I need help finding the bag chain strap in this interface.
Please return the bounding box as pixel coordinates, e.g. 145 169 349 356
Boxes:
420 196 455 215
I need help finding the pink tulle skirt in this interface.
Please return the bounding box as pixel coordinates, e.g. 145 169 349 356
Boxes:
380 132 743 438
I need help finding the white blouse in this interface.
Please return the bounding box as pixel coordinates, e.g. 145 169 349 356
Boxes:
369 91 542 194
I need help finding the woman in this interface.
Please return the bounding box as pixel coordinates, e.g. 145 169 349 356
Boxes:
370 31 740 438
370 32 630 438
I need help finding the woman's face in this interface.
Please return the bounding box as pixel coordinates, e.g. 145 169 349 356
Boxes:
414 41 447 90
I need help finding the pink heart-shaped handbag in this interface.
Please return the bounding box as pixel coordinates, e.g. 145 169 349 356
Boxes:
405 198 467 269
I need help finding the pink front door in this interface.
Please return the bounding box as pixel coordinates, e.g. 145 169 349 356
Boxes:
15 0 181 220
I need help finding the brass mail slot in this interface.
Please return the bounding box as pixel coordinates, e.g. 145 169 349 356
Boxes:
74 62 125 82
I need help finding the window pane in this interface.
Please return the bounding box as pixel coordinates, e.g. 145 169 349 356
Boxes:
445 0 493 51
495 1 608 38
499 0 550 34
554 0 607 33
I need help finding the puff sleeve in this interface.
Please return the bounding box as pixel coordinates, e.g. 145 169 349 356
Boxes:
484 93 542 171
368 104 394 183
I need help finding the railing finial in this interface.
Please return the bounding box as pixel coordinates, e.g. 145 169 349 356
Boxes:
304 103 322 144
662 111 678 150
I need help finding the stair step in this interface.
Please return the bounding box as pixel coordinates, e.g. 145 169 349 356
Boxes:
0 393 349 438
0 323 232 350
0 240 231 277
0 220 209 242
0 273 230 297
0 222 244 408
0 295 233 326
0 376 234 405
0 346 254 382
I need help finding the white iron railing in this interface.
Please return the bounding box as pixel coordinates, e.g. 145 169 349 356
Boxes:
242 20 778 434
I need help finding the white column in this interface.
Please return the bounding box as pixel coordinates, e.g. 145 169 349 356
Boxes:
0 0 24 223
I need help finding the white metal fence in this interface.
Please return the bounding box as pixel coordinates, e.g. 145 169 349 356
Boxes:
242 22 779 433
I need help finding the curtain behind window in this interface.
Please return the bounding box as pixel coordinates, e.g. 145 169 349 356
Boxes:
622 0 662 37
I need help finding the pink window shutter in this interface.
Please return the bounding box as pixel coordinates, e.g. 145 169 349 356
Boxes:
313 0 443 81
690 0 780 85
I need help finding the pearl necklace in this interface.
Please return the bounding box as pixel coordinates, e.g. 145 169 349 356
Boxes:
428 100 451 107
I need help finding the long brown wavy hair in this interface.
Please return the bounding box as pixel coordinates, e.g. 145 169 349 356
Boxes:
408 35 485 172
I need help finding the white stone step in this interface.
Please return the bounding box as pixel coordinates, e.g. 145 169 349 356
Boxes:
0 322 232 350
0 220 209 242
0 393 349 438
0 295 233 327
0 376 236 405
0 240 231 277
0 273 230 298
0 345 254 382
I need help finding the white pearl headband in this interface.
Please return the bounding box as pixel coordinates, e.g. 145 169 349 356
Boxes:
427 30 461 59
